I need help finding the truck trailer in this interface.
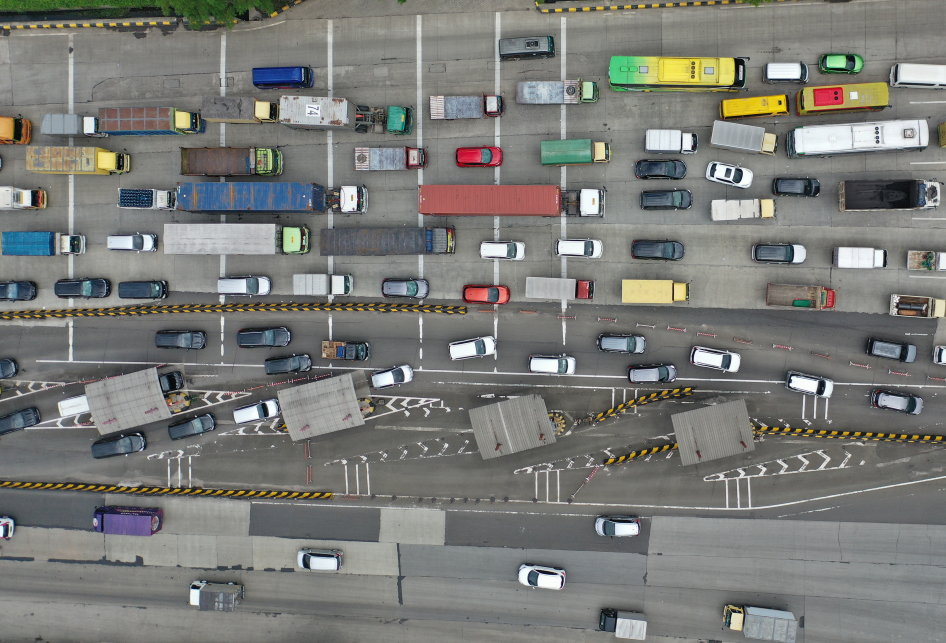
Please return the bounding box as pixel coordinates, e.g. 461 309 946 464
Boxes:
889 293 945 319
838 179 940 211
418 184 605 217
621 279 689 304
429 95 504 119
27 146 130 175
0 231 85 256
354 146 427 170
180 147 283 176
162 223 309 255
40 113 107 138
711 199 776 221
645 129 698 154
201 96 278 123
320 227 455 256
598 609 647 640
0 115 30 144
292 274 353 296
97 106 204 136
766 283 836 309
516 80 598 104
833 247 887 269
279 96 413 134
525 277 594 300
0 186 46 210
710 120 777 155
189 581 244 612
540 139 610 165
724 605 797 643
118 184 366 214
92 506 163 536
907 250 946 271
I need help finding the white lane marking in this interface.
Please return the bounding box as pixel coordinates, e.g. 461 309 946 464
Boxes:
418 314 423 362
801 394 806 419
909 274 946 278
909 161 946 164
68 321 73 362
416 15 424 281
824 398 830 420
327 20 334 277
220 316 225 357
328 314 333 342
218 32 228 304
909 101 946 104
68 34 75 286
238 20 285 31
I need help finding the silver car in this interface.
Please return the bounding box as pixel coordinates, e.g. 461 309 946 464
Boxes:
595 515 640 537
371 364 414 389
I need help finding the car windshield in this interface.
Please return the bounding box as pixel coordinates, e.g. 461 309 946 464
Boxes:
472 340 486 355
131 236 144 250
906 398 918 413
731 169 744 183
484 288 500 302
403 281 418 297
503 244 516 258
261 330 275 345
80 281 93 297
602 521 618 536
245 278 260 294
527 571 540 586
354 344 367 360
391 368 405 384
583 241 594 256
479 149 493 163
556 359 570 374
0 284 15 298
719 355 732 369
672 192 687 207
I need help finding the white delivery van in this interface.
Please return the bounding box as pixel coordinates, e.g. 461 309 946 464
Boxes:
58 395 91 417
763 62 809 84
529 354 577 375
218 276 272 296
233 399 280 424
644 129 697 154
832 247 887 269
107 233 157 252
890 63 946 89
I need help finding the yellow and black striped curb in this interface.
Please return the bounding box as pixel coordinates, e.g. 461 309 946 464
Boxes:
0 480 332 500
594 387 694 423
0 18 176 30
269 0 307 18
0 301 466 320
536 0 797 11
754 425 946 444
604 442 677 466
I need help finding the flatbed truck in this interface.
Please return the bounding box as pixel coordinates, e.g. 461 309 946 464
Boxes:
711 199 775 221
0 231 85 255
516 80 598 104
27 146 130 175
40 113 107 137
889 294 945 319
162 223 309 255
180 147 282 176
201 96 278 123
321 340 370 361
907 250 946 271
598 609 647 640
621 280 689 304
724 605 797 643
97 106 204 135
418 185 605 217
354 146 427 170
279 96 413 134
838 179 940 211
189 581 243 612
429 95 504 119
766 283 836 309
320 227 455 256
525 277 594 301
710 120 777 155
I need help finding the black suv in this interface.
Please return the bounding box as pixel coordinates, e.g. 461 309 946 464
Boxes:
155 330 207 350
237 327 291 348
640 189 692 210
158 371 184 393
773 177 820 197
168 414 216 441
91 432 146 459
54 278 110 299
0 407 40 436
635 159 686 180
0 281 36 301
631 240 685 260
264 354 312 375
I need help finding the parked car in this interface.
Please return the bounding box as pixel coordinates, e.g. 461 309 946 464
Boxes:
705 162 753 188
91 432 146 459
785 371 834 398
631 240 685 261
870 389 922 415
0 407 40 436
298 548 343 571
529 354 576 375
628 364 677 384
690 346 740 372
597 334 645 354
381 278 429 299
819 53 864 74
773 177 820 197
233 399 280 424
371 364 414 389
462 284 511 305
0 358 18 379
264 354 312 375
237 327 291 348
155 330 207 350
0 281 36 301
158 371 184 393
518 564 566 590
448 336 497 360
168 414 216 441
752 243 806 264
107 233 157 252
640 189 692 210
867 337 916 363
595 515 640 537
0 516 13 539
635 159 686 180
555 238 603 258
456 146 502 167
480 240 525 260
54 278 110 299
934 346 946 365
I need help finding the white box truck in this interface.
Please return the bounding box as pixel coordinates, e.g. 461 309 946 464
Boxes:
644 129 698 154
832 247 887 268
292 274 353 296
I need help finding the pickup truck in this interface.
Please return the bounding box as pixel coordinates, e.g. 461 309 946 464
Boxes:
907 250 946 271
516 79 598 104
766 283 836 310
525 277 594 300
354 146 427 170
321 340 370 361
429 94 504 119
889 294 945 319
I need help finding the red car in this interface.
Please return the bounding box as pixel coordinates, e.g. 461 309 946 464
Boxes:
456 146 503 168
462 284 510 305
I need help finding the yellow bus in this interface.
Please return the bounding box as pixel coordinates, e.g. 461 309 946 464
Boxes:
609 56 748 92
719 95 789 120
796 82 889 116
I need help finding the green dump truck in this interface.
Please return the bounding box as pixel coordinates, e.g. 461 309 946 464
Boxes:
541 139 610 166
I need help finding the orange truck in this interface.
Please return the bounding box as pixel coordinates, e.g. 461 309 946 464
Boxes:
0 116 30 144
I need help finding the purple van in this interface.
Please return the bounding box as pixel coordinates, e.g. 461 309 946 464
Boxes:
92 506 163 536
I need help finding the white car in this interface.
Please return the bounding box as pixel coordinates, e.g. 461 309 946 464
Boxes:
595 515 640 537
785 371 834 398
934 346 946 365
529 354 577 375
371 364 414 389
555 238 603 258
0 516 14 539
690 346 741 372
480 240 525 260
448 336 496 360
518 564 566 590
705 162 753 189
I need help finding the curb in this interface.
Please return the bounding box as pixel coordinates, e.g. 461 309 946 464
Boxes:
0 17 176 30
0 479 332 500
268 0 308 18
535 0 798 11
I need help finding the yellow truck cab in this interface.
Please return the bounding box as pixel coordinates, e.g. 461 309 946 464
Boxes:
0 116 31 144
622 279 689 304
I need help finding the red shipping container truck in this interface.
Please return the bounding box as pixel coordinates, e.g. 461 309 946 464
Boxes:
418 184 605 217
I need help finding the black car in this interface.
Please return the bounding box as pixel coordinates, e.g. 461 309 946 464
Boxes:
631 240 685 261
0 281 36 301
91 432 146 459
628 364 677 384
158 371 184 393
381 278 429 299
54 278 110 299
773 177 821 197
237 327 291 348
155 330 207 350
0 407 40 436
635 159 686 180
168 414 216 441
0 358 18 379
640 189 692 210
264 354 312 375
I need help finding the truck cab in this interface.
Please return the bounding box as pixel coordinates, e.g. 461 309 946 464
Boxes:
385 106 414 135
0 116 30 144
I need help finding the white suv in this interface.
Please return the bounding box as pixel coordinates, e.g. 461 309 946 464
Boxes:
689 346 741 372
555 238 603 258
480 241 525 260
448 336 496 360
785 371 834 398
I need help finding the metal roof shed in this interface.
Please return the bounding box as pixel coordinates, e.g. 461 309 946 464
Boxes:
469 395 555 460
671 399 754 466
86 368 172 435
278 372 368 442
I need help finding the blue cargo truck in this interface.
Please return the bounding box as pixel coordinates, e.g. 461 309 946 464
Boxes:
118 183 368 214
0 231 86 256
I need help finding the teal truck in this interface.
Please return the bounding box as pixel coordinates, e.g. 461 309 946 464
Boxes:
541 139 611 166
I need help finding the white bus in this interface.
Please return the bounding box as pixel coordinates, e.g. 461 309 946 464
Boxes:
786 119 928 158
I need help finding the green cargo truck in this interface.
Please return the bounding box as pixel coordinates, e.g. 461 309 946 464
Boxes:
541 139 610 166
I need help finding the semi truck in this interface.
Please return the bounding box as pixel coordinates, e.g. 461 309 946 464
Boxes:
621 279 689 304
710 120 777 155
645 129 698 154
516 79 598 104
201 96 278 123
418 184 605 217
838 179 940 211
540 139 610 165
40 113 107 137
118 183 365 213
27 146 130 175
0 186 46 210
907 250 946 271
833 247 887 269
321 340 370 361
0 231 86 256
354 146 427 171
0 115 30 144
320 227 455 256
889 293 945 319
724 605 797 643
189 581 244 612
766 283 836 309
598 609 647 640
162 223 310 255
279 96 413 134
180 147 283 176
97 106 204 136
525 277 594 301
92 506 163 536
429 94 504 119
711 199 776 221
293 274 352 296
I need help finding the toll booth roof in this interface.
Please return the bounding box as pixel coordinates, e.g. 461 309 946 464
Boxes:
278 372 368 442
469 394 555 460
671 399 754 466
85 368 172 434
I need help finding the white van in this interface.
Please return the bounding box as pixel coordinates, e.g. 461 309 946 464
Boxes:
107 233 157 252
297 548 343 571
233 399 280 424
218 276 272 296
785 371 834 398
529 354 576 375
832 247 887 269
448 336 496 360
480 241 525 260
58 395 90 417
763 62 809 84
890 63 946 89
